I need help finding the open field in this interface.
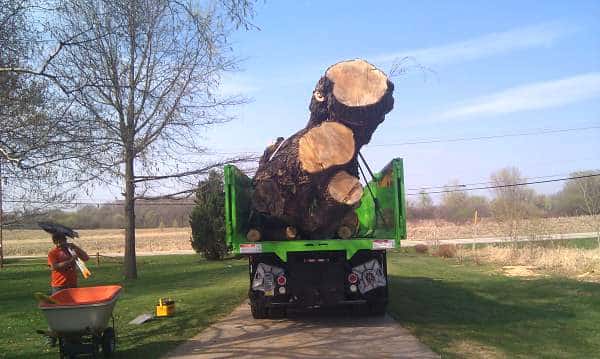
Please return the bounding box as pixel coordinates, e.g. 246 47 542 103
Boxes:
2 251 599 358
387 248 600 358
453 238 600 282
2 228 193 256
408 215 598 241
0 255 248 359
3 215 597 257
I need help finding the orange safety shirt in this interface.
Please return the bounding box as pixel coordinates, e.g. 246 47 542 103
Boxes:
48 247 77 288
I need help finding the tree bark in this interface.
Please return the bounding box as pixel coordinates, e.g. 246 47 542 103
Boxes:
251 124 360 238
337 211 359 239
124 146 137 279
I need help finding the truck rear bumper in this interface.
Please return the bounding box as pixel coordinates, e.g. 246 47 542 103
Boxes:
249 250 388 309
268 299 367 308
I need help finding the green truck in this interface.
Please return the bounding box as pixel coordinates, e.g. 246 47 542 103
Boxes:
224 158 407 318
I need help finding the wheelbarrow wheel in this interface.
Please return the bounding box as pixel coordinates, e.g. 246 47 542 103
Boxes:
101 327 116 357
58 338 77 359
58 338 66 359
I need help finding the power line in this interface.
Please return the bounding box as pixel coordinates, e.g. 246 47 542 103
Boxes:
406 171 599 192
406 173 600 196
6 173 599 206
369 125 600 147
213 124 600 154
3 200 195 206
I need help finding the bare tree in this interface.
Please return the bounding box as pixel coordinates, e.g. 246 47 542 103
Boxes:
1 0 107 225
573 172 600 247
42 0 257 279
490 167 539 239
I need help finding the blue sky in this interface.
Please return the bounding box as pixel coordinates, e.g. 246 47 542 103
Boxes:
197 0 600 201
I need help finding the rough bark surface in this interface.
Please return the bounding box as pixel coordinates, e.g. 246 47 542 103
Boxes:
251 59 394 240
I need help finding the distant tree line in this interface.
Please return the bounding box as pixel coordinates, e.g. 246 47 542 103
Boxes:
7 200 193 229
407 168 600 224
6 167 598 231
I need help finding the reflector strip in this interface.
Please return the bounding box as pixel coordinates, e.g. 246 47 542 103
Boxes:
372 240 395 249
240 243 262 253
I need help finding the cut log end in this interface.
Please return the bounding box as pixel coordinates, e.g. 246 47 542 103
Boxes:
298 122 355 173
246 229 261 242
326 59 389 107
337 226 353 239
327 171 363 205
285 226 297 240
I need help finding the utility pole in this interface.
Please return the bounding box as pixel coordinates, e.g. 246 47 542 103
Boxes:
0 157 4 269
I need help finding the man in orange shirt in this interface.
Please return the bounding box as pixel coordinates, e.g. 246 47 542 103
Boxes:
48 233 89 294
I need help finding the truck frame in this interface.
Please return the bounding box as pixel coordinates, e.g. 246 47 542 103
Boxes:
224 158 406 318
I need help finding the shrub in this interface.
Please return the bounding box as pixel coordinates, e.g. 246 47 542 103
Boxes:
435 244 457 258
414 244 429 254
189 170 227 260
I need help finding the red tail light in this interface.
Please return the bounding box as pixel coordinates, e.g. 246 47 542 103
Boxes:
277 275 287 286
348 272 358 284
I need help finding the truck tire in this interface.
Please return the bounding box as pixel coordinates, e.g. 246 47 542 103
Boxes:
369 302 387 316
250 301 268 319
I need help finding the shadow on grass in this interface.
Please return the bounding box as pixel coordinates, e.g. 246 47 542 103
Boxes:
387 274 600 358
0 256 249 359
389 275 574 324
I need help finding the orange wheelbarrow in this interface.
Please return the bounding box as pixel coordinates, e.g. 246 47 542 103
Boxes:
38 285 122 358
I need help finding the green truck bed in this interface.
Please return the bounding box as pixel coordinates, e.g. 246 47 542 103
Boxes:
224 158 407 261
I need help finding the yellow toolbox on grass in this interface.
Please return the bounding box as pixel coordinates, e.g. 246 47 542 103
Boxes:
156 298 175 317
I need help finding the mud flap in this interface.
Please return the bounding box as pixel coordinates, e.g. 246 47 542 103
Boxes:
353 259 386 294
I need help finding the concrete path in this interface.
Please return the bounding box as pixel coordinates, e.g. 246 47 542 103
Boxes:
400 231 596 248
165 303 439 359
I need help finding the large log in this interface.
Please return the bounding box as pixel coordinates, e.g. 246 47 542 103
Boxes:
251 123 360 238
298 122 355 173
250 59 394 240
308 59 394 146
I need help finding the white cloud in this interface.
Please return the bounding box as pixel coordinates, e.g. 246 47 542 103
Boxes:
439 73 600 120
374 22 575 66
219 74 259 96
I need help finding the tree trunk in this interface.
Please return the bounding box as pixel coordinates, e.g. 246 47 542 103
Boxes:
250 59 394 240
124 148 137 279
308 59 394 146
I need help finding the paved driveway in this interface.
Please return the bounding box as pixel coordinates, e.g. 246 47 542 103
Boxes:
165 303 439 359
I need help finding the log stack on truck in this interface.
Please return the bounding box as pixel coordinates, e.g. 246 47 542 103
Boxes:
224 59 406 318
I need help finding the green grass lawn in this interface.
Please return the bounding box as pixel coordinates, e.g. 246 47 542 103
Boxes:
387 249 600 358
0 255 248 359
2 251 599 358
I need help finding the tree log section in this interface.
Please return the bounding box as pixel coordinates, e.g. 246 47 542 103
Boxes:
246 229 261 242
337 211 359 239
327 170 363 206
251 124 359 238
251 59 394 239
298 122 355 173
308 59 394 147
